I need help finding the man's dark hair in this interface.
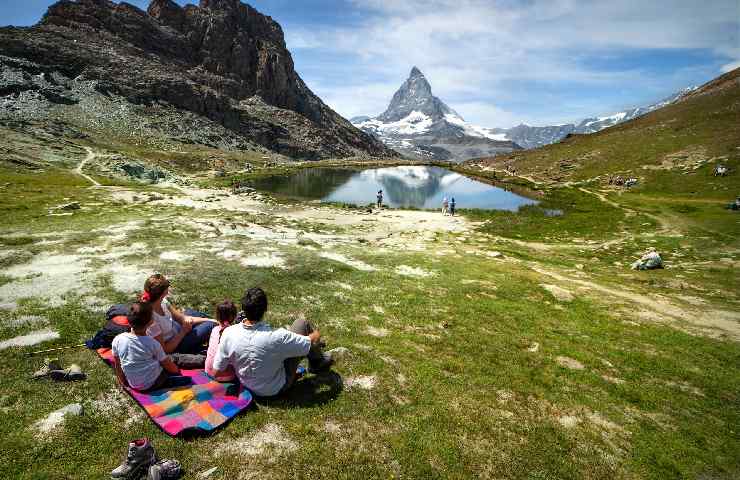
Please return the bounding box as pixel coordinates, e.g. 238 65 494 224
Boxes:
241 287 268 322
128 301 153 330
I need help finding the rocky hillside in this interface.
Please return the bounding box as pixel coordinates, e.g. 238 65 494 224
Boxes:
466 68 740 189
0 0 394 160
352 67 521 162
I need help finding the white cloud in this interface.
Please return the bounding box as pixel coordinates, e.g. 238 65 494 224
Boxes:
720 60 740 73
289 0 738 126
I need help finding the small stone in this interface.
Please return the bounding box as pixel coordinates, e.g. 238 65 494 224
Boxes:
59 202 80 210
556 356 584 370
197 467 218 479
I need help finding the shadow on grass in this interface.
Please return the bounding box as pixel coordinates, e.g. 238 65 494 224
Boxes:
253 371 344 409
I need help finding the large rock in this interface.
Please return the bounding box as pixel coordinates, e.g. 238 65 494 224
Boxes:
0 0 394 160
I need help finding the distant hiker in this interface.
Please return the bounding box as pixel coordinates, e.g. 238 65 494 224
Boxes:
112 302 184 392
727 196 740 210
141 274 216 355
449 197 456 216
442 196 449 215
376 190 383 208
212 287 334 397
631 247 663 270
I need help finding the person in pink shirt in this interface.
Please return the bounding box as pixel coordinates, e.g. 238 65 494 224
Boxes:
205 300 237 381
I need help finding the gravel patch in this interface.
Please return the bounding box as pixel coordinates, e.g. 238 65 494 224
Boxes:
344 375 377 390
395 265 434 277
541 284 575 302
0 253 90 306
0 328 59 351
221 423 298 456
33 403 82 434
556 356 585 370
319 252 376 271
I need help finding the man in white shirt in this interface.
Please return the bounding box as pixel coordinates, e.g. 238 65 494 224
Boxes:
213 287 333 397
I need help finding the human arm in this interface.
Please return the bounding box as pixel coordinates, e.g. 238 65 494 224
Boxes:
153 323 191 354
113 355 129 389
168 303 217 326
160 356 180 375
211 335 232 378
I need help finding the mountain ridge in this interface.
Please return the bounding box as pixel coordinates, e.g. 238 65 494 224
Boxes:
0 0 395 160
353 67 521 162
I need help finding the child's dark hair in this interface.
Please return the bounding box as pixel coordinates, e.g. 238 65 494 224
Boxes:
216 300 237 326
241 287 268 322
128 301 153 330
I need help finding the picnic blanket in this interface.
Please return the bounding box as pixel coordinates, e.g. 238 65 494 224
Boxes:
96 348 252 436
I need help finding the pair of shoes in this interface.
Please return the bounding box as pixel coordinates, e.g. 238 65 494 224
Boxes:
111 438 157 479
49 363 86 381
308 353 334 374
147 459 182 480
33 358 61 379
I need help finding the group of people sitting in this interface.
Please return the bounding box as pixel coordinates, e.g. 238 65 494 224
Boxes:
111 274 333 398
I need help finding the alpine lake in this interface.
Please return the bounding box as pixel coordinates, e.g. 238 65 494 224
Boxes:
248 165 540 211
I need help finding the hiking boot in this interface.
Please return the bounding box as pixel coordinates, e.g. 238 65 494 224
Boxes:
111 438 156 479
49 363 86 381
308 352 334 374
146 459 182 480
33 358 62 379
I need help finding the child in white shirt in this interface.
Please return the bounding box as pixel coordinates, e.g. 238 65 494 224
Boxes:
112 302 181 391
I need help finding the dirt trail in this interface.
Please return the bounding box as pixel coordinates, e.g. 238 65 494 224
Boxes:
75 147 102 187
530 264 740 340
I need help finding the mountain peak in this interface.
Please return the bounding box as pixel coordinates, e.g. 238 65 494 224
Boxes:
377 66 454 122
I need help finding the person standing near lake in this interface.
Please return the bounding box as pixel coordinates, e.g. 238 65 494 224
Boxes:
449 197 456 216
442 196 449 215
376 190 383 209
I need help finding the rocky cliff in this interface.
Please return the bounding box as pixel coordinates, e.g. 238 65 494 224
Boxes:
0 0 394 160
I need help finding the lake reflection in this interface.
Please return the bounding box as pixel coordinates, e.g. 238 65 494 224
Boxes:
249 165 538 211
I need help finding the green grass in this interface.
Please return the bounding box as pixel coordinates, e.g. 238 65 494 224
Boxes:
1 74 739 479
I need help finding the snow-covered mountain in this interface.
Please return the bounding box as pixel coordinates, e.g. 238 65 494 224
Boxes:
351 67 521 162
491 87 697 149
352 68 696 157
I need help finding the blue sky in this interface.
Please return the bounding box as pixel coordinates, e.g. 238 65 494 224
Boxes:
3 0 739 127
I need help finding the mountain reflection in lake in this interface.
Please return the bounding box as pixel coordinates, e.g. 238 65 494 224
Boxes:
249 166 538 211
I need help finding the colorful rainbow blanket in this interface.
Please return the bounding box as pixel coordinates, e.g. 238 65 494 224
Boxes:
96 348 252 436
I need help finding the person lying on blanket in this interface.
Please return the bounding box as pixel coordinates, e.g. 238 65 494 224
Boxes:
212 287 334 398
142 274 217 354
112 302 184 392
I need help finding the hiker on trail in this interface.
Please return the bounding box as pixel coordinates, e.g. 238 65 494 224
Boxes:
112 302 183 392
449 197 456 216
142 274 216 355
205 300 237 382
212 287 333 398
442 196 449 215
376 190 383 208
